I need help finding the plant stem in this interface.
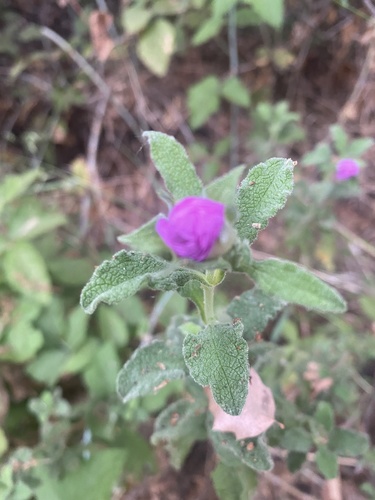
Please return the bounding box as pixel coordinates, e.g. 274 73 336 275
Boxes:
228 6 239 169
203 285 216 324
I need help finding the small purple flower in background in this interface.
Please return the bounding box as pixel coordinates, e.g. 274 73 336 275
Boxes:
156 196 225 261
335 158 360 181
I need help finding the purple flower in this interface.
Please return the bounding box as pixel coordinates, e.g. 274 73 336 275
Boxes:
335 158 360 181
156 197 225 261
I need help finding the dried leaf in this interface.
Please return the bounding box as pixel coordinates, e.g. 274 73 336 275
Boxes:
89 11 114 62
206 368 275 439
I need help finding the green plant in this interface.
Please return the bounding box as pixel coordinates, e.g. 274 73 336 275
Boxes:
248 100 305 160
284 124 374 262
0 170 159 498
80 132 358 495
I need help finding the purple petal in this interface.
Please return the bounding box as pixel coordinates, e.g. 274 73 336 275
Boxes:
335 158 360 181
155 196 225 261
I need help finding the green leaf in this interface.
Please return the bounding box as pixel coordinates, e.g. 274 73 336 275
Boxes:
151 399 206 468
236 158 294 243
137 19 176 77
287 451 306 473
62 338 99 375
211 462 258 500
316 445 338 479
117 216 168 255
221 76 251 108
205 165 245 204
280 428 313 453
187 76 221 129
26 350 68 385
328 428 369 457
178 279 205 320
117 340 187 403
48 257 94 287
56 449 127 500
244 0 284 28
248 258 347 313
143 131 203 201
0 428 8 458
212 0 238 17
8 200 66 241
0 170 40 215
84 342 120 398
0 464 13 497
302 142 331 167
3 242 51 304
224 241 253 273
183 322 249 416
98 306 129 347
344 137 374 158
2 321 44 362
121 6 152 35
314 401 334 433
192 16 223 45
227 288 285 341
153 0 187 14
64 306 89 350
330 124 348 153
80 250 167 314
209 426 273 471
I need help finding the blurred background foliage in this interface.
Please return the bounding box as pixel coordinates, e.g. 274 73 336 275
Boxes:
1 0 375 498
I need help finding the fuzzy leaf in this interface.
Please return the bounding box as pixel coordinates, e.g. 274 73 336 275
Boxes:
117 216 168 255
117 340 187 403
151 399 206 468
178 279 205 321
205 165 245 204
143 131 203 201
249 258 347 313
207 368 275 439
209 424 273 471
80 250 167 314
183 322 249 416
227 288 285 340
236 157 294 243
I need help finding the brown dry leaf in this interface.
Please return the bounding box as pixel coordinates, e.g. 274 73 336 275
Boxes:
88 11 114 62
206 368 275 439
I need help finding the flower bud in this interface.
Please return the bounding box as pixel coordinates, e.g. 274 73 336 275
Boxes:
335 158 360 181
156 196 226 261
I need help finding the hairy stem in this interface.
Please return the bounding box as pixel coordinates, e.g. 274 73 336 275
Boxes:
203 285 216 324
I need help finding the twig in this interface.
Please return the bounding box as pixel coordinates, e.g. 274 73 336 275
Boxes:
363 0 375 17
338 27 374 123
334 221 375 259
40 26 140 137
262 471 317 500
228 7 239 169
81 94 109 234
